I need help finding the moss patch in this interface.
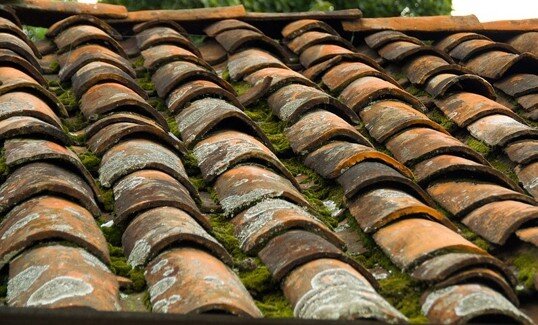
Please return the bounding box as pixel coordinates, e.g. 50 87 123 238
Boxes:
23 26 47 42
426 107 457 133
166 116 180 137
0 148 9 181
457 223 491 251
255 292 294 318
466 137 491 156
488 156 518 184
108 244 146 293
232 80 251 97
76 150 101 174
57 88 78 112
244 101 291 155
406 85 428 98
512 248 538 291
132 56 145 68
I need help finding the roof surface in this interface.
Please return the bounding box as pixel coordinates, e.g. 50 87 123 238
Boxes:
0 1 537 324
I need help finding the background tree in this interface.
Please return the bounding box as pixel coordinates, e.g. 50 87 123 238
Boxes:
99 0 452 17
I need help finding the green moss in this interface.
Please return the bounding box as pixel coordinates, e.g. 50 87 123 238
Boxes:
221 68 230 81
23 26 47 42
97 184 115 212
99 220 123 246
166 116 180 137
0 148 9 180
76 150 101 173
466 137 491 156
406 85 428 98
232 81 251 96
49 60 59 73
57 89 77 111
188 34 206 46
457 223 491 251
512 249 538 290
208 214 247 261
489 156 518 184
128 267 146 292
182 152 199 176
137 74 155 92
426 108 457 133
132 56 145 68
255 292 294 318
148 97 166 112
143 291 152 311
239 263 273 295
243 101 291 155
111 256 131 276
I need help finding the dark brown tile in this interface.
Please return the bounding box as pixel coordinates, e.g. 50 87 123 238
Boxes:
46 14 122 40
516 161 538 199
54 24 127 57
494 73 538 97
0 49 46 85
0 32 41 70
282 19 338 41
0 17 40 58
402 54 467 85
133 20 187 36
425 73 495 99
83 112 168 138
505 139 538 165
365 30 423 50
465 51 537 80
287 31 354 55
436 32 490 53
322 61 399 93
302 52 383 81
197 39 227 65
204 19 262 37
378 41 452 63
136 26 200 55
516 227 538 246
299 44 353 68
508 31 538 56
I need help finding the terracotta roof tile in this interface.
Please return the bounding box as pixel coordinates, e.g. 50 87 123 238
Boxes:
46 14 122 40
508 31 538 56
141 44 210 72
425 73 495 98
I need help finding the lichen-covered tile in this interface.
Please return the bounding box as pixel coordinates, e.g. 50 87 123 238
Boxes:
227 48 287 81
145 248 262 316
321 61 399 93
449 39 517 61
141 44 210 72
402 54 467 85
425 73 495 98
46 14 122 41
122 206 227 267
505 139 538 165
467 114 538 146
0 91 62 129
516 161 538 199
54 25 126 57
0 116 69 144
244 66 317 92
136 26 199 55
494 73 538 97
166 79 240 114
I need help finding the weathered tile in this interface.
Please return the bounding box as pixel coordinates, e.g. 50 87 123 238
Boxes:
494 73 538 97
4 138 101 199
71 61 147 99
411 252 516 285
302 52 383 81
436 32 490 52
232 199 344 254
113 169 202 224
83 112 168 138
47 14 122 40
373 218 485 271
0 17 39 57
516 162 538 199
122 206 227 267
287 31 354 55
467 114 537 147
0 116 69 145
422 284 531 324
306 141 411 180
449 39 517 61
0 195 109 268
505 139 538 165
425 73 495 99
0 91 62 129
54 25 126 57
193 130 296 184
402 54 467 86
299 44 353 68
435 92 523 128
98 139 193 197
0 32 41 69
517 93 538 112
214 28 290 61
268 83 358 124
227 48 287 81
0 5 21 28
413 155 521 191
322 61 399 93
465 51 537 80
141 44 211 72
166 79 240 114
378 41 452 63
348 187 452 233
360 100 447 143
339 76 425 113
365 30 423 50
87 121 184 156
58 44 134 82
80 82 167 129
386 127 489 166
463 200 538 245
244 67 317 92
204 19 262 37
7 245 120 310
136 26 199 55
0 49 46 85
508 31 538 56
152 60 234 98
282 19 338 40
145 248 262 316
428 180 535 218
215 165 309 216
133 20 187 36
516 227 538 246
197 39 227 65
176 98 272 149
282 258 406 322
0 162 99 216
259 230 375 284
286 110 371 155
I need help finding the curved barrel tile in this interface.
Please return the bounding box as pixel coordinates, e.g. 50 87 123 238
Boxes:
215 165 310 216
259 230 376 285
244 67 318 92
0 162 99 215
495 73 538 97
322 61 399 93
80 82 167 129
402 55 468 86
373 218 485 271
54 25 126 57
214 28 290 62
302 52 384 82
505 139 538 165
176 98 272 149
0 196 110 267
449 39 517 61
267 83 359 124
136 26 200 55
232 199 344 254
465 51 537 80
7 245 120 310
193 130 296 185
133 20 188 35
427 181 535 219
0 92 62 129
227 48 287 81
287 31 354 55
365 30 423 50
141 44 210 72
282 258 406 322
47 14 122 40
0 116 69 145
516 162 538 199
204 19 262 37
0 33 41 69
436 32 490 53
98 139 193 196
0 49 46 85
347 187 452 233
378 41 453 63
166 79 240 114
145 248 262 316
425 73 495 99
299 44 354 68
360 100 448 143
286 110 371 155
467 114 538 147
83 112 165 139
508 32 538 56
122 207 227 267
112 170 202 224
422 284 531 324
282 19 338 41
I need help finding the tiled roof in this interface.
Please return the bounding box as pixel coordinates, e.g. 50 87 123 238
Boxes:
0 1 537 323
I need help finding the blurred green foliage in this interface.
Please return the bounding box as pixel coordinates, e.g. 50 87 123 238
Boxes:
99 0 452 17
